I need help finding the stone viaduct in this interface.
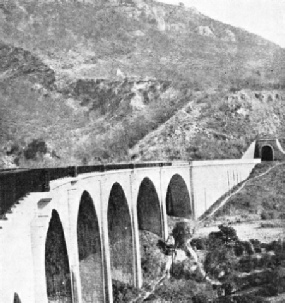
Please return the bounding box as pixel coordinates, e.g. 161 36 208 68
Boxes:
0 159 260 303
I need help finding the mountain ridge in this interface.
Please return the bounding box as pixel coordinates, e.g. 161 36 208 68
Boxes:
0 0 285 167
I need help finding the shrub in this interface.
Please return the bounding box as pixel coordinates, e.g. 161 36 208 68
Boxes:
191 238 207 250
171 260 196 280
192 293 208 303
234 241 244 257
204 244 237 279
259 222 276 228
172 222 194 248
241 241 255 255
256 284 278 297
23 139 48 160
112 280 140 303
218 224 238 244
238 256 255 273
260 210 275 220
208 225 238 249
279 212 285 219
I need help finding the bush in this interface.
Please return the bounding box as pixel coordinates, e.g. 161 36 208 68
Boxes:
279 212 285 219
208 225 239 250
191 238 207 250
260 210 275 220
241 241 255 255
234 241 244 257
23 139 48 160
171 260 196 280
256 284 278 297
204 244 237 279
112 280 140 303
172 222 194 248
153 279 214 302
192 293 209 303
250 239 262 253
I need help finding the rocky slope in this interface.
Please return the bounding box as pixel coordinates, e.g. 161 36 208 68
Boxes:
1 0 283 88
0 0 285 167
130 89 285 161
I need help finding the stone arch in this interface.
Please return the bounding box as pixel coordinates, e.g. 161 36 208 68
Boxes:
108 182 134 285
45 210 72 302
77 191 103 302
166 174 191 218
261 145 274 161
137 177 162 237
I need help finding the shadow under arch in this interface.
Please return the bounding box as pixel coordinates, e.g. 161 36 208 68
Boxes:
45 210 72 302
137 177 162 237
166 174 192 218
108 182 133 285
261 145 274 161
77 191 103 302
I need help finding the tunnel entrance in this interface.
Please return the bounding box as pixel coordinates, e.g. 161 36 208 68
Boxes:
261 145 274 161
137 178 162 237
77 191 103 302
45 210 72 303
108 183 133 285
166 174 191 218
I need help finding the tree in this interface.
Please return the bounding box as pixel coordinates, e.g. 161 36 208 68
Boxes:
172 221 194 248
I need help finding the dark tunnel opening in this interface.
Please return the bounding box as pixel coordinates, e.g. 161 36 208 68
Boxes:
45 210 72 303
261 145 274 161
108 183 133 285
77 191 103 302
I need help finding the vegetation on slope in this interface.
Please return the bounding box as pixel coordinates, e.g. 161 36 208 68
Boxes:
1 0 284 87
0 0 285 167
212 163 285 220
114 222 285 302
130 89 285 161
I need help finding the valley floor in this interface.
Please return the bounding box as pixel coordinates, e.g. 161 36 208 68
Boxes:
196 219 285 244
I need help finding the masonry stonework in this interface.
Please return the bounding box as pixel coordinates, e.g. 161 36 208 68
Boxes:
0 160 260 302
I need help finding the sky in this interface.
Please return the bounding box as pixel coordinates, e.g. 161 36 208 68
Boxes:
158 0 285 48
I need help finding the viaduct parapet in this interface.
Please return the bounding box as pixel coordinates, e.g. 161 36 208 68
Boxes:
0 159 260 302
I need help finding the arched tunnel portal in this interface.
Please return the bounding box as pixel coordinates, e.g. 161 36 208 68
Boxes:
166 174 192 218
137 178 162 237
261 145 274 161
45 210 72 303
108 183 134 285
77 191 103 303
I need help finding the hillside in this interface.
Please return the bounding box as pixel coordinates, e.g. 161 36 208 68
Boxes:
212 162 285 220
130 89 285 161
0 0 285 167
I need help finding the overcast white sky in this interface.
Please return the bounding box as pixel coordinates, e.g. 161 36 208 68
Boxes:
158 0 285 48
